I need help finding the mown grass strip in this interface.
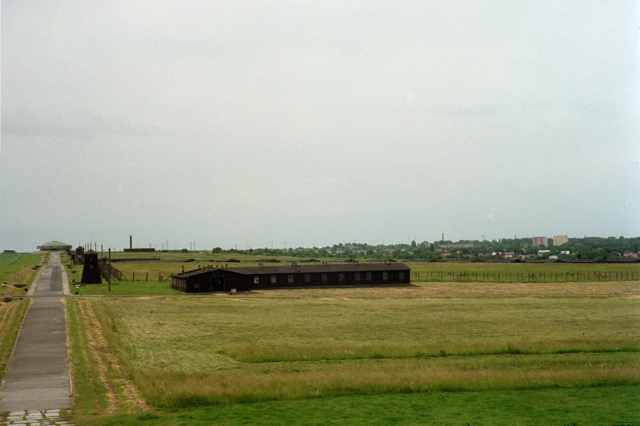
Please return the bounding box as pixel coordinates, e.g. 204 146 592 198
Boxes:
67 299 149 423
0 253 22 265
70 385 640 426
217 343 640 363
130 351 640 407
66 299 111 415
75 281 182 296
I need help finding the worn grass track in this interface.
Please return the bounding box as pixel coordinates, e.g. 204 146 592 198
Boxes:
66 299 148 419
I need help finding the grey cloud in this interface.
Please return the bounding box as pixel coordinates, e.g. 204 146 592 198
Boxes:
1 0 638 251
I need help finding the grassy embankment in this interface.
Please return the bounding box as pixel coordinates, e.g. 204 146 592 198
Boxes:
0 253 46 380
66 278 640 424
0 253 47 296
0 300 29 380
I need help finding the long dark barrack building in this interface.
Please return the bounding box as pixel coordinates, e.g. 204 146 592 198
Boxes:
171 262 410 293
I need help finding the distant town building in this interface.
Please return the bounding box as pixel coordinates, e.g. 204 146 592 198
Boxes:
532 236 547 247
553 235 569 246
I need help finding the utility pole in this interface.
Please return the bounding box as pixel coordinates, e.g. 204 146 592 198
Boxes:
108 248 111 292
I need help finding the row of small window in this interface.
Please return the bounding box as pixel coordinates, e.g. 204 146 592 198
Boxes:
254 271 403 285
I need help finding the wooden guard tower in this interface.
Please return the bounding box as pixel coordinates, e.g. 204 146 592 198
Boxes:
81 250 102 284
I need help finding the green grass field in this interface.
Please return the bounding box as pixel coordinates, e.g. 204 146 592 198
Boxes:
408 260 640 282
0 253 22 265
0 253 46 295
74 386 640 426
66 278 640 424
73 281 182 296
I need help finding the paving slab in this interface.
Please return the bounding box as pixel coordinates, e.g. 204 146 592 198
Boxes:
0 409 74 426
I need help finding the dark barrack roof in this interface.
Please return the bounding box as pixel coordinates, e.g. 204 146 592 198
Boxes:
173 262 409 278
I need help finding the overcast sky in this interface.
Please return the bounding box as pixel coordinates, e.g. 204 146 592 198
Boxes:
1 1 639 252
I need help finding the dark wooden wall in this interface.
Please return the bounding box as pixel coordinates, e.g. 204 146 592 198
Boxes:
172 267 409 293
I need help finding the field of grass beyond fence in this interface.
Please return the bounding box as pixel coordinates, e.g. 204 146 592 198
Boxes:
66 279 640 424
59 250 639 298
407 260 640 282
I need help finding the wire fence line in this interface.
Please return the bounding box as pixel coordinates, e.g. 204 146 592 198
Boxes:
412 271 640 282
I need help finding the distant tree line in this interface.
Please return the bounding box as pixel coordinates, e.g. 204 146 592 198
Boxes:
209 236 639 261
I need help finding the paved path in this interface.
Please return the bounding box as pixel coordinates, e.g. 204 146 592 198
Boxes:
0 252 73 425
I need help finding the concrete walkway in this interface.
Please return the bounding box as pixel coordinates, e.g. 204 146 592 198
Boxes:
0 252 72 422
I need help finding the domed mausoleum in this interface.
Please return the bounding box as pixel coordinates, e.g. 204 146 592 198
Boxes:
37 241 72 251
